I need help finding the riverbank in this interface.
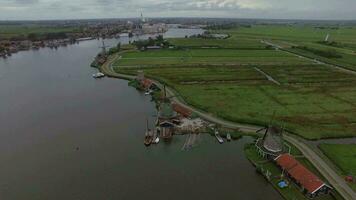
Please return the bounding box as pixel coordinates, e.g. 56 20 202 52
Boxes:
99 50 356 200
244 144 342 200
319 144 356 192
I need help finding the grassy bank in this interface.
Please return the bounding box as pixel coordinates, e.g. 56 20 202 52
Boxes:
319 144 356 191
113 24 356 140
244 144 342 200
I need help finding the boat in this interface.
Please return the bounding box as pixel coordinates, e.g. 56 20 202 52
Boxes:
144 119 153 146
215 130 224 144
144 131 153 146
145 90 153 95
92 72 105 79
154 137 160 144
227 133 232 142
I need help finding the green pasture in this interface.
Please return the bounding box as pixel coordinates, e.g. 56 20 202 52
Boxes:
116 55 356 139
114 49 310 66
319 144 356 191
114 24 356 140
0 24 80 39
168 37 265 49
217 25 356 43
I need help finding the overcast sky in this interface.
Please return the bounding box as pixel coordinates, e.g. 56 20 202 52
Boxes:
1 0 355 20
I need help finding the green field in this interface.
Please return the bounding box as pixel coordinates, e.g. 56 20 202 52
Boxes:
115 49 311 66
114 25 356 140
0 24 80 39
319 144 356 191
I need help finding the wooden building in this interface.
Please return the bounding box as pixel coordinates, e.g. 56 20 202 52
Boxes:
275 154 332 198
157 101 178 139
255 126 287 159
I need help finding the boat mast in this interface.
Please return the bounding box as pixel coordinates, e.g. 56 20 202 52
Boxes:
145 118 149 136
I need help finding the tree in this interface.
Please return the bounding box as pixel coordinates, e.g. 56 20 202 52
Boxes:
156 35 164 43
117 42 121 52
28 33 39 41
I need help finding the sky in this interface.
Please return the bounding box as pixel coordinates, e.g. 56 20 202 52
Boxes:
1 0 356 20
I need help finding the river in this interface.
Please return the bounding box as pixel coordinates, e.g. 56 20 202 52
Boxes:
0 29 282 200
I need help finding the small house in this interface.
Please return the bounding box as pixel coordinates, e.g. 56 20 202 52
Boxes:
275 154 332 198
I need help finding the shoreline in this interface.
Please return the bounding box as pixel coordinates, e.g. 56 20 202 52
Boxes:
97 51 356 200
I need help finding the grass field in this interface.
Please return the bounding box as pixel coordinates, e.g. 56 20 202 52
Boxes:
168 37 266 49
244 144 342 200
319 144 356 191
114 25 356 140
0 24 80 39
115 49 311 66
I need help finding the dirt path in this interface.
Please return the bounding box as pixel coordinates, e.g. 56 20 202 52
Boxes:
261 40 356 76
100 52 356 200
254 67 281 85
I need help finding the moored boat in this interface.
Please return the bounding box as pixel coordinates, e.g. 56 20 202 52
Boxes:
215 130 224 144
154 137 160 144
92 72 105 79
144 119 154 146
227 133 232 142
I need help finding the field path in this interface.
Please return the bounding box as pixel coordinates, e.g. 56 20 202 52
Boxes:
100 52 356 200
254 67 281 85
262 40 356 76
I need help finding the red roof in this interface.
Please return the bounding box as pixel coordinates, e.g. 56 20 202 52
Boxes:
172 103 192 117
275 153 298 170
275 154 325 194
141 78 153 89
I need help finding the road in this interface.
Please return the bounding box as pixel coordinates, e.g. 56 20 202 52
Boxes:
284 135 356 200
100 52 356 200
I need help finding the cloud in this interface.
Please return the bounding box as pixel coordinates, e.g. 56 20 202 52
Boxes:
0 0 355 20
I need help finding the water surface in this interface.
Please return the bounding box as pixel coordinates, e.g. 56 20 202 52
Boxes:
0 29 282 200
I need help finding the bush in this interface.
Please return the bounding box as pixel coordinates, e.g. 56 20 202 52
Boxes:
295 46 342 58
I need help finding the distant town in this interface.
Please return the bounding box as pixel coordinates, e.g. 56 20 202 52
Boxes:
0 14 207 58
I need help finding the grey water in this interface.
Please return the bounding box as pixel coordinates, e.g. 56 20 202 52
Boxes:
0 28 281 200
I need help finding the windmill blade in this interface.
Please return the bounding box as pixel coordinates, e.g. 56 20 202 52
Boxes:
256 127 267 133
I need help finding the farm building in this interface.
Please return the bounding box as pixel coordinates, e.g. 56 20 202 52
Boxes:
172 103 192 118
156 101 179 139
136 71 158 91
275 154 332 198
255 126 287 159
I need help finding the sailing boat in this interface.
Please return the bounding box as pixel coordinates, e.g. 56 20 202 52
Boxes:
144 119 153 146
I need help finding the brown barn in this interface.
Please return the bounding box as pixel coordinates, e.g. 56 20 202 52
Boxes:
275 154 332 198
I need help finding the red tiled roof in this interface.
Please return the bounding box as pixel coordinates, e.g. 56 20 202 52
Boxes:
141 78 153 89
172 103 192 117
275 153 298 170
275 154 325 194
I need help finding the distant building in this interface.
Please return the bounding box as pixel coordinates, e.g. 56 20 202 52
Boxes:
142 23 168 34
275 154 332 198
146 46 161 50
136 71 158 91
140 13 146 23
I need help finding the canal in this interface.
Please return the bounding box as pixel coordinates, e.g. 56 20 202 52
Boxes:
0 29 282 200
